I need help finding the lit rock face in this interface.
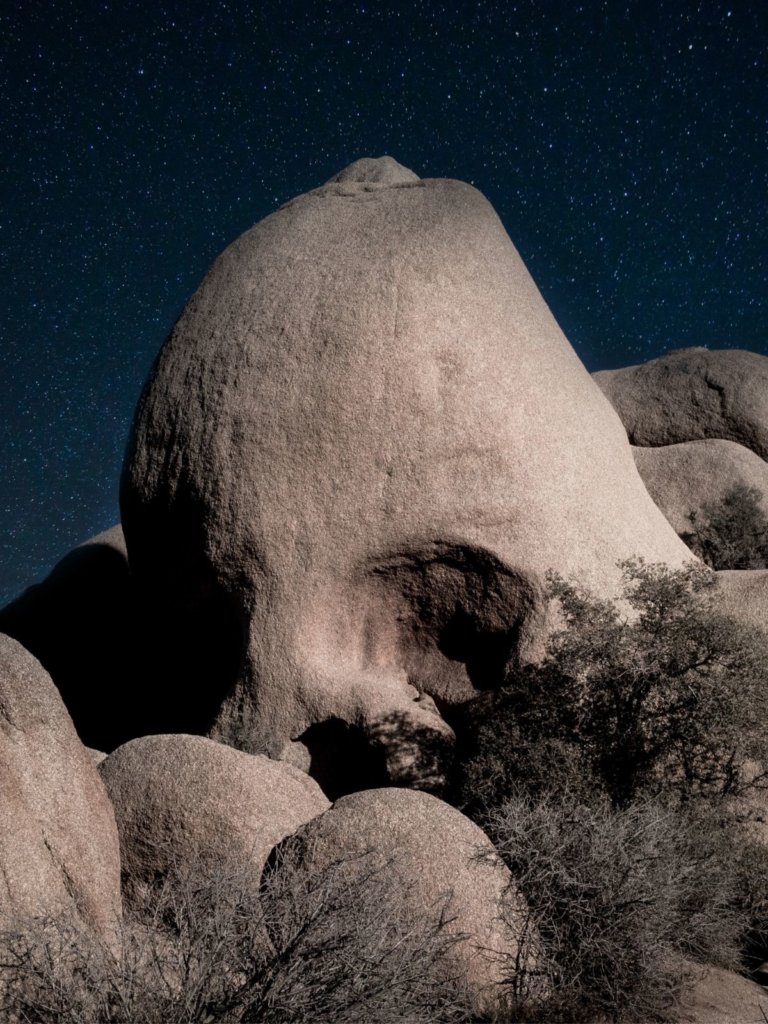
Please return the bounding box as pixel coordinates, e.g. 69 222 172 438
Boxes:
268 787 538 1010
99 734 330 906
632 439 768 536
594 347 768 460
0 634 121 942
678 963 768 1023
121 156 689 779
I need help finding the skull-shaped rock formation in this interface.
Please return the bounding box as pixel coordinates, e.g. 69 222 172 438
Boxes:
121 156 690 787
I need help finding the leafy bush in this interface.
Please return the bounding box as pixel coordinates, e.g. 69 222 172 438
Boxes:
484 790 742 1023
683 481 768 570
457 558 768 812
0 846 474 1024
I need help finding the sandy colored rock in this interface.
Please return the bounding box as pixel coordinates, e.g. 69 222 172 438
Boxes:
269 787 537 1008
0 634 121 940
595 347 768 459
99 733 330 903
325 154 420 185
632 439 768 536
121 155 689 777
676 963 768 1023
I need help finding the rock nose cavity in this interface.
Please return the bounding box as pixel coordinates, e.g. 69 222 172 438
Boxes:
324 155 420 186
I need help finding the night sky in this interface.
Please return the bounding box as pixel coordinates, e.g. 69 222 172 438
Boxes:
2 1 767 604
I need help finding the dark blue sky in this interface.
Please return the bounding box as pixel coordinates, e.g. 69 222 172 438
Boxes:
2 0 767 604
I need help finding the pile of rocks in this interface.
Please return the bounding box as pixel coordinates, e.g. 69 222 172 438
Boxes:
3 157 767 1018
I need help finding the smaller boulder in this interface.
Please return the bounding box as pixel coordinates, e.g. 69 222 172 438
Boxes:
0 526 136 750
324 154 420 186
269 787 540 1010
633 440 768 537
594 348 768 460
0 634 121 942
677 963 768 1023
99 734 330 904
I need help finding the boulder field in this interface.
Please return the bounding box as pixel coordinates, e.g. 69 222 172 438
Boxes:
594 347 768 635
2 159 768 1023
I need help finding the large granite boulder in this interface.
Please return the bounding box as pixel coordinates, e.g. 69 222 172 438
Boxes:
268 787 538 1010
120 155 689 779
594 348 768 459
632 439 768 536
0 634 121 941
99 733 329 904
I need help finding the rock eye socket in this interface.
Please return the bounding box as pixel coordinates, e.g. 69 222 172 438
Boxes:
366 541 541 708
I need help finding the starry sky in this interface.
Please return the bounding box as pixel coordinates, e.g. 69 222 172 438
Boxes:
1 0 767 604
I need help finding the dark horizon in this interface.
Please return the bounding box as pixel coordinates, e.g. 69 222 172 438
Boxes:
3 1 767 604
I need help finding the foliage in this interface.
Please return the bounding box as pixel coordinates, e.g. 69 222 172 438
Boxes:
683 481 768 570
729 829 768 971
0 846 474 1024
457 558 768 811
484 790 742 1023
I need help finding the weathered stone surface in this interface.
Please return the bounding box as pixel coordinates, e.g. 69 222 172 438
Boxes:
595 347 768 459
269 787 536 1008
632 439 768 536
0 634 121 940
325 154 420 186
121 155 689 777
677 963 768 1023
99 734 329 903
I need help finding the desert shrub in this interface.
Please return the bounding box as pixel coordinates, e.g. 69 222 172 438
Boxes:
455 662 599 815
0 846 474 1024
457 558 768 813
484 790 742 1023
683 481 768 570
728 833 768 972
